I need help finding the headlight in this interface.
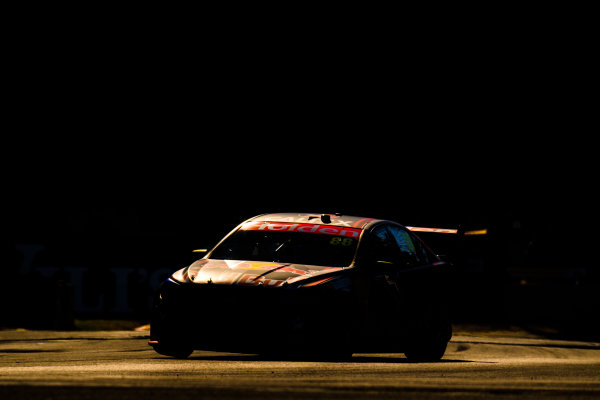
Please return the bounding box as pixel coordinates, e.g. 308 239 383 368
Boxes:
170 267 189 283
298 276 337 287
290 275 351 291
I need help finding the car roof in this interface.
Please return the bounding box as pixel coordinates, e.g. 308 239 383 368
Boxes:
247 213 385 230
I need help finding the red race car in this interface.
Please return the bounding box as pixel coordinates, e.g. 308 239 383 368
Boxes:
149 213 453 361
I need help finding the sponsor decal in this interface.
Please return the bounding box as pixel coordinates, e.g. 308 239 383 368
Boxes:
262 214 355 227
221 261 312 276
237 274 284 287
223 260 278 271
352 217 375 228
242 221 361 238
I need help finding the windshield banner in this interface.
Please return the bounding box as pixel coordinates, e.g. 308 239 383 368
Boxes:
241 221 362 238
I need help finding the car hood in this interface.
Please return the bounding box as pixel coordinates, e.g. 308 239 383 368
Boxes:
174 259 343 287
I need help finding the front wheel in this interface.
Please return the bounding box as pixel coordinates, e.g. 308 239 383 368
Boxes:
149 307 193 358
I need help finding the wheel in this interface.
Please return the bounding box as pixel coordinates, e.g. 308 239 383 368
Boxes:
404 338 448 362
150 309 193 358
151 342 193 359
404 321 452 362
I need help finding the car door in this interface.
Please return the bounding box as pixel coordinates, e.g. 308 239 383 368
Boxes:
363 224 437 344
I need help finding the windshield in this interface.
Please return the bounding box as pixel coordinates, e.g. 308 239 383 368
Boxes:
209 227 360 268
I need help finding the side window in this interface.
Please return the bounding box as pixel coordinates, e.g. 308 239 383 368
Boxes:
369 225 420 269
369 224 435 269
390 226 433 265
371 226 399 262
386 226 419 268
411 233 436 265
371 225 398 263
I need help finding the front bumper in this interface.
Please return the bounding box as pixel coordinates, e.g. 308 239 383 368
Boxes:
150 278 352 353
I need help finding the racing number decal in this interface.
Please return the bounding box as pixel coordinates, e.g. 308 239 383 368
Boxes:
330 237 355 246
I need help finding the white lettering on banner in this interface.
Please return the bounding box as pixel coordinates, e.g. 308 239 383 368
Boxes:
15 244 45 274
64 267 104 313
110 268 134 313
333 220 352 227
16 245 173 314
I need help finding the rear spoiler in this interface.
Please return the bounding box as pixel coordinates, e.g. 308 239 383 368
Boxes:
407 226 488 236
406 226 457 234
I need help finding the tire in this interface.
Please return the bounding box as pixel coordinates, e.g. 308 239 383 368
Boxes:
404 321 451 362
150 311 193 358
152 342 193 359
404 338 448 362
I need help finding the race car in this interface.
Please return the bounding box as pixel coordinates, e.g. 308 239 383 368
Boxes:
149 213 453 361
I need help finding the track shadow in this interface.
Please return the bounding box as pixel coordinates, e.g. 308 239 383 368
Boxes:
175 353 476 364
455 339 600 351
351 356 475 364
0 349 64 353
517 324 600 345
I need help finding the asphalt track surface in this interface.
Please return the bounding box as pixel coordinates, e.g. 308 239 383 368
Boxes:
1 330 599 399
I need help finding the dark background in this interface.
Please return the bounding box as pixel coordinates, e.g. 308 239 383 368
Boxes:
12 140 597 339
10 12 597 339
